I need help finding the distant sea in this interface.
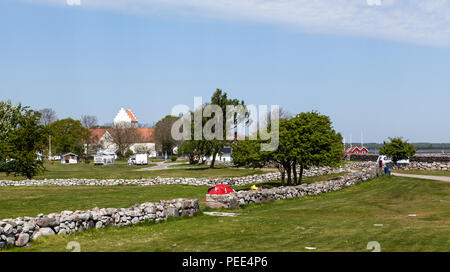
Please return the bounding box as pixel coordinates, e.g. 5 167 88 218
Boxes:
369 149 450 154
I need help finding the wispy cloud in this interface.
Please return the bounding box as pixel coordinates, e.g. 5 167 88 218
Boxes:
26 0 450 47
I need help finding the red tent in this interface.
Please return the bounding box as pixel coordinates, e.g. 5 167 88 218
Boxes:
207 184 234 195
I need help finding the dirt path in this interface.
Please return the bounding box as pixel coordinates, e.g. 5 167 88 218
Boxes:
392 172 450 183
135 161 183 171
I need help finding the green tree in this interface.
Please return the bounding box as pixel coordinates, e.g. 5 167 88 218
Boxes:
154 115 179 156
178 134 214 165
0 103 46 179
233 111 343 185
125 149 134 158
288 112 343 184
178 89 246 168
0 100 23 173
48 118 89 156
0 100 23 141
379 137 416 165
204 89 246 168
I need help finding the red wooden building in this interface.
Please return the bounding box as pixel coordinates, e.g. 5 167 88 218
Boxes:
345 146 369 155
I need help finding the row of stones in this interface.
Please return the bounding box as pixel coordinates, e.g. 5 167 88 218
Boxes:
205 163 378 208
0 162 372 187
397 161 450 171
349 154 450 164
0 198 199 248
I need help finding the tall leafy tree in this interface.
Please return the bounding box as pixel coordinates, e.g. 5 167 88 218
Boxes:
288 111 343 184
0 100 22 142
154 115 180 156
0 102 46 179
48 118 89 156
379 137 416 165
178 89 246 168
233 111 343 185
207 89 246 168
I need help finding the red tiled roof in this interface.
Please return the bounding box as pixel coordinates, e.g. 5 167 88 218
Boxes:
136 128 154 143
89 129 106 142
89 128 154 143
126 109 138 122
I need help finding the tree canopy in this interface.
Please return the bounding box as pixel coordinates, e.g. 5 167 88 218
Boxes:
154 115 180 156
0 101 46 179
232 111 343 185
178 89 246 167
379 137 416 164
48 118 89 156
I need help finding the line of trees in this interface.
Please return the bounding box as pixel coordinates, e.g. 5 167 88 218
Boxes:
0 101 108 178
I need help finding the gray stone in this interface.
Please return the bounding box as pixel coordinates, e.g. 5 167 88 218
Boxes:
23 222 36 232
32 232 41 242
167 207 178 217
35 217 57 228
3 224 13 235
6 237 15 246
15 233 30 247
38 227 55 237
95 221 103 229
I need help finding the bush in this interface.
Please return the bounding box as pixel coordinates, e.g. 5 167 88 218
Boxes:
379 137 416 165
170 156 178 162
125 149 134 158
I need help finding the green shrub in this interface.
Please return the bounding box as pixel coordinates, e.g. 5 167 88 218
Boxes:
170 156 178 162
125 149 134 158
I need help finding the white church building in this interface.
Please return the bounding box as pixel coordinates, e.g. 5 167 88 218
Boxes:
89 108 157 158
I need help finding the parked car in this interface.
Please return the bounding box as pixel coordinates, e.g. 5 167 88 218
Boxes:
128 156 136 166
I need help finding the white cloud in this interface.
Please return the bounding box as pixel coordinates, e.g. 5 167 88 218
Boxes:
26 0 450 47
366 0 382 6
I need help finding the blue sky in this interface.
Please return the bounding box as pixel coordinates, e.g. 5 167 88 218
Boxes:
1 0 450 142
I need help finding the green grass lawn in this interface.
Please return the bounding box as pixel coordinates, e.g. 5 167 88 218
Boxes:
0 161 265 180
394 169 450 177
3 175 450 252
0 173 341 219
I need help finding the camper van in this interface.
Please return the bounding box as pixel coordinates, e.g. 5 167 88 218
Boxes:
94 155 115 166
128 154 148 165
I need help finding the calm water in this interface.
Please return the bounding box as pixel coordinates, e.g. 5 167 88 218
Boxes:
369 149 450 154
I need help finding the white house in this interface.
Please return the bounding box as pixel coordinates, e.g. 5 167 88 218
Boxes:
61 153 78 164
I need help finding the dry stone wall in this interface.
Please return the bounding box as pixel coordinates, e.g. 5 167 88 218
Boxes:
397 161 450 171
0 162 372 188
0 198 199 248
350 153 450 171
205 163 378 209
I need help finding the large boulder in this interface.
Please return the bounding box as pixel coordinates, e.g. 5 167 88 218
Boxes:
15 233 30 247
35 217 57 228
38 227 55 237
